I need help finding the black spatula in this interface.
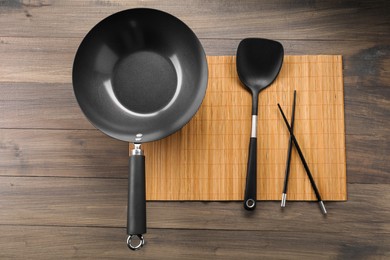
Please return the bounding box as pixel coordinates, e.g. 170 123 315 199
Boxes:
236 38 284 210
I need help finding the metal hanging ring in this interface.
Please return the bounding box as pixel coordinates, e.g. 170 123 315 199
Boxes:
246 199 256 209
127 234 144 250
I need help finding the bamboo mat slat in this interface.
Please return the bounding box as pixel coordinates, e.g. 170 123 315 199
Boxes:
131 55 346 201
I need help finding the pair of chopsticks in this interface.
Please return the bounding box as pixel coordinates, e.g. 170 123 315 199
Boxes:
278 90 327 215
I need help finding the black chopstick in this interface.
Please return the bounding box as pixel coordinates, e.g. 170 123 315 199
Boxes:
277 103 327 215
281 90 296 207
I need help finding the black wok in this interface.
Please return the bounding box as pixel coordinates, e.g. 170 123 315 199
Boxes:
72 8 208 250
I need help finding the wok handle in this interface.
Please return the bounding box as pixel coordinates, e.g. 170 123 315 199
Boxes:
127 151 146 250
244 137 257 210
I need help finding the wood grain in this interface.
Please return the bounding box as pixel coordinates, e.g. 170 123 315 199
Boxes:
0 0 389 258
0 129 387 184
0 0 388 40
0 225 388 260
138 56 346 201
0 83 92 129
1 37 389 84
0 176 388 233
0 129 128 178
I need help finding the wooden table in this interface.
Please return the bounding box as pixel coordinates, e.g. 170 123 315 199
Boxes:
0 1 388 259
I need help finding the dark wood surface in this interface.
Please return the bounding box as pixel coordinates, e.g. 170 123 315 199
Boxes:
0 1 389 259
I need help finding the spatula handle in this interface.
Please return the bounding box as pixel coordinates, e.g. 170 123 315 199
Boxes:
244 112 258 210
244 137 257 210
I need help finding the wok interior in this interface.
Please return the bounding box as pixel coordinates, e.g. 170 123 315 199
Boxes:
73 9 208 142
112 50 178 114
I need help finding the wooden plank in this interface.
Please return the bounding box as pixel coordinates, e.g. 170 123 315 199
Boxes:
346 134 390 183
1 37 389 84
0 37 77 84
0 1 388 40
0 83 92 129
0 225 388 259
344 84 390 137
1 81 388 139
0 129 128 178
0 129 388 183
0 37 389 138
1 75 388 140
0 176 388 234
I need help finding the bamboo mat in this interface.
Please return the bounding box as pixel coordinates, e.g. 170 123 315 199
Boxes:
134 55 346 201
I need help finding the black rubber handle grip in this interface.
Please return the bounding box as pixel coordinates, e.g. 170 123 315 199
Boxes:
244 137 257 210
127 155 146 236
